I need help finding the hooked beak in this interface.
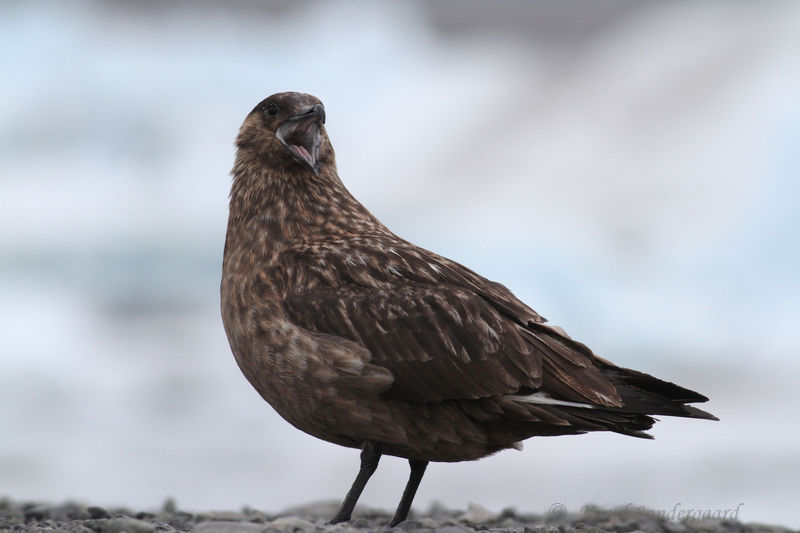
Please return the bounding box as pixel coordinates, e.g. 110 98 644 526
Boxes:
276 103 326 175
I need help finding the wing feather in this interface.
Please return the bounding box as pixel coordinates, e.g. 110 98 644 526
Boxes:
280 237 624 406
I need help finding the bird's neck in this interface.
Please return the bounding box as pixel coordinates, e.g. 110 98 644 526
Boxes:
226 154 388 247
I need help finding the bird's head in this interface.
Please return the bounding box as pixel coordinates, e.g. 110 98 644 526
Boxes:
236 92 331 176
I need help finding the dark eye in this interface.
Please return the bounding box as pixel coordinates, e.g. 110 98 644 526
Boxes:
266 103 279 117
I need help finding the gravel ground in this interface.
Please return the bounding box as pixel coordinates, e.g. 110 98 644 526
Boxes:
0 498 793 533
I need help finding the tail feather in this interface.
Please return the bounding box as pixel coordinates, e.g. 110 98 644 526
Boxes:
526 323 718 422
509 324 718 441
601 365 719 421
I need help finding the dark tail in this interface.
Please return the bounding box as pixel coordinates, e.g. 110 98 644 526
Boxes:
551 367 718 439
523 323 718 439
600 364 718 421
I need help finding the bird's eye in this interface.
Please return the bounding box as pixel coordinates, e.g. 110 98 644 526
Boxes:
266 103 279 117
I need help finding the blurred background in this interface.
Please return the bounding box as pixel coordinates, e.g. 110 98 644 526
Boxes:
2 0 799 527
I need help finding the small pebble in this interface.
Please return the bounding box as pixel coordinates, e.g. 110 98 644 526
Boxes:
202 510 250 522
265 515 318 532
194 520 268 533
89 506 111 519
23 504 50 521
101 516 157 533
437 526 476 533
392 518 423 529
458 503 495 525
162 499 178 514
663 521 688 533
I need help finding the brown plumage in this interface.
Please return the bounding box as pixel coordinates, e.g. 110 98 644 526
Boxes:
220 92 717 526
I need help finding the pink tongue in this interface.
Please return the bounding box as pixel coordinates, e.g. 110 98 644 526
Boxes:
292 144 312 164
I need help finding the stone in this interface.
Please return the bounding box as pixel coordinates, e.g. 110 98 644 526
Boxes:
193 521 268 533
458 503 496 524
99 516 157 533
265 516 318 532
88 506 111 519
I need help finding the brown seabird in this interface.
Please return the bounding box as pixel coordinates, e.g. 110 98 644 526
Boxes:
220 92 717 527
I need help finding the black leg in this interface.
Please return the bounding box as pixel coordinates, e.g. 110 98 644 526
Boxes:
329 442 382 524
388 459 428 527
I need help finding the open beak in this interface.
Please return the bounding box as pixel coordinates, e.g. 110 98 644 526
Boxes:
276 103 326 175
